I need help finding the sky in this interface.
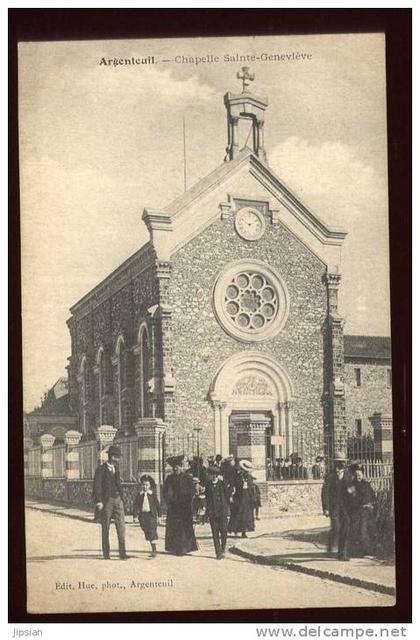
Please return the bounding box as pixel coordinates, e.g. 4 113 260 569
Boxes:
19 33 390 411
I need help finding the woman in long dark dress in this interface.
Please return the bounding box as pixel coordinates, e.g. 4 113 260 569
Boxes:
163 455 198 556
228 459 255 538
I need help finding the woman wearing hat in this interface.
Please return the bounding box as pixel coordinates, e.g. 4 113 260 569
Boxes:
228 459 255 538
163 455 198 556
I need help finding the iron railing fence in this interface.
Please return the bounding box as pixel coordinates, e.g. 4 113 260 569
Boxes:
74 440 98 480
114 435 138 482
362 461 393 493
51 444 65 478
265 430 393 486
27 446 41 477
163 433 196 459
24 428 393 492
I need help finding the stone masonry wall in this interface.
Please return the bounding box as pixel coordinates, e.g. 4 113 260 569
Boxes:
68 256 159 434
262 480 323 515
25 478 141 514
25 476 322 515
169 213 328 455
344 359 392 437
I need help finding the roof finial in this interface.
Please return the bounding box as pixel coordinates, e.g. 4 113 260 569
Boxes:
237 66 255 93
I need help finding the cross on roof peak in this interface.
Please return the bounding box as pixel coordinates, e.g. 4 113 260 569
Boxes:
237 66 255 93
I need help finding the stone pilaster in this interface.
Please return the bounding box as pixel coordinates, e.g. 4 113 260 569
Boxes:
230 116 239 158
153 261 175 425
64 430 83 480
255 120 267 162
135 418 166 492
235 413 270 482
39 433 55 478
324 272 347 458
370 413 393 462
95 424 117 463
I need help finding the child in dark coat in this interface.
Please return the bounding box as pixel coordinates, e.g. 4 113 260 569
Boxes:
133 474 161 557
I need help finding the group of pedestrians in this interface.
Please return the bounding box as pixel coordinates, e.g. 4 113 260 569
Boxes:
321 452 376 561
267 455 326 480
93 444 376 564
93 446 261 561
163 454 260 560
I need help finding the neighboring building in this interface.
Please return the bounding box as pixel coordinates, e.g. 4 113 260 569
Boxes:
65 70 392 479
25 377 77 443
344 335 392 438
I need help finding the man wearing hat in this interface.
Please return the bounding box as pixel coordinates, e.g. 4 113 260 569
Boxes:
214 454 223 469
93 444 128 560
321 451 351 560
312 455 326 480
205 466 231 559
220 454 236 488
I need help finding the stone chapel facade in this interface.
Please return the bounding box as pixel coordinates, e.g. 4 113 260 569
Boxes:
67 70 354 481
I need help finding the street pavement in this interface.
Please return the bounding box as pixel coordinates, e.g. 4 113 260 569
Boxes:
232 526 395 596
25 505 395 614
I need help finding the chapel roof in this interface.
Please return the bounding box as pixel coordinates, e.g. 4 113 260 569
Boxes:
344 335 391 361
69 147 347 319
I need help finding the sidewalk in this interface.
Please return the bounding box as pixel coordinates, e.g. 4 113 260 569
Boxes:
24 497 294 534
26 498 96 523
230 517 396 596
26 499 395 596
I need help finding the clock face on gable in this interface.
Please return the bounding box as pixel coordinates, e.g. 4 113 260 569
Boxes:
234 207 265 241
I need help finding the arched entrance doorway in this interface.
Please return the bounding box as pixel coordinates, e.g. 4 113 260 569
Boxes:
209 352 295 479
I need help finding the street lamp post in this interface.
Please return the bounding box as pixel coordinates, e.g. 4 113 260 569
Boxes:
193 427 203 477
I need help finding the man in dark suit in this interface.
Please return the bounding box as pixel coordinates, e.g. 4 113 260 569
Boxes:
205 465 231 559
93 445 128 560
321 452 351 561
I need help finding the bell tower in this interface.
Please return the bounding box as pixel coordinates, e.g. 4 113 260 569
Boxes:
224 67 268 163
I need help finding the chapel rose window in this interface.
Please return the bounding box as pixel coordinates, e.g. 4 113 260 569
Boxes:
224 271 279 332
213 259 289 342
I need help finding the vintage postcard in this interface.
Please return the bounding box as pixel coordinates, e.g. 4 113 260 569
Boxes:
19 33 395 614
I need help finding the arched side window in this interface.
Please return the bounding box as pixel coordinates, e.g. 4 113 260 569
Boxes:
97 347 105 425
97 347 106 397
79 355 88 434
115 336 125 429
138 324 150 418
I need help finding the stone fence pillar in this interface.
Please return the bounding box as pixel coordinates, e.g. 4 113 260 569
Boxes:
370 413 393 462
236 413 270 482
135 418 166 491
39 433 55 478
64 430 83 480
23 437 33 475
95 424 118 463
